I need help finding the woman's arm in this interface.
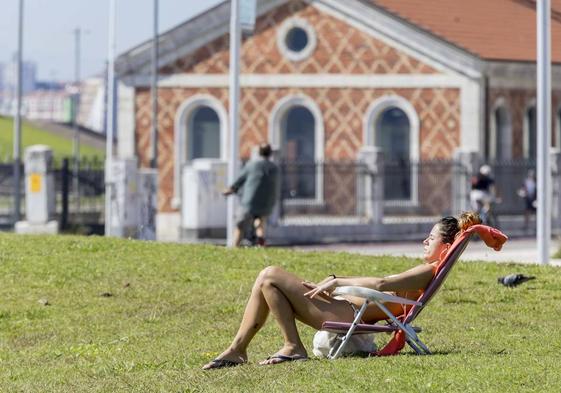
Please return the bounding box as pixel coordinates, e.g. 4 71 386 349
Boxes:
341 264 434 291
304 264 434 299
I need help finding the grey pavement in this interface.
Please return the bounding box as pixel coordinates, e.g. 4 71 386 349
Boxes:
291 237 561 267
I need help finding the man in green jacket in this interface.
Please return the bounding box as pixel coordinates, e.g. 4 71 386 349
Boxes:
223 144 280 246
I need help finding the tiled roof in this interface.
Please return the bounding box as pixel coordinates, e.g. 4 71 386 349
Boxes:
370 0 561 63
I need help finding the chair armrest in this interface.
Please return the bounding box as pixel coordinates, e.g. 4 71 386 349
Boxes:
332 286 422 306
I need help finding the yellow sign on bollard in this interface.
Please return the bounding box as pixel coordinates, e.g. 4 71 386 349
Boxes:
30 173 42 193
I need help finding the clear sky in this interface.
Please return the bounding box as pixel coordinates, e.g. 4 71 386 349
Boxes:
0 0 223 82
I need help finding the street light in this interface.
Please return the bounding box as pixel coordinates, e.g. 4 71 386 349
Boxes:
71 27 89 217
227 0 241 247
13 0 24 224
105 0 116 236
536 0 552 265
150 0 159 170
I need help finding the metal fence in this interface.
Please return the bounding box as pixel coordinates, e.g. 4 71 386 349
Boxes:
52 157 105 233
276 158 544 226
489 159 535 215
0 162 20 228
0 157 105 233
383 159 467 217
278 161 370 223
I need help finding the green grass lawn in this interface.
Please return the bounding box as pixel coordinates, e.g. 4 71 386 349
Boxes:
0 234 559 392
0 116 103 160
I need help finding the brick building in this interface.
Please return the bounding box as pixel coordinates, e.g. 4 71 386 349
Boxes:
116 0 561 241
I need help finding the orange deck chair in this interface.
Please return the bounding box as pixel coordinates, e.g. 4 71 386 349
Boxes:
322 224 508 359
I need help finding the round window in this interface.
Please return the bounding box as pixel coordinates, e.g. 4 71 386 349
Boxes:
277 18 317 62
285 27 309 53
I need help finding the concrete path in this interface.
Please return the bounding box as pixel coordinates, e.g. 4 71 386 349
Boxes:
291 237 561 267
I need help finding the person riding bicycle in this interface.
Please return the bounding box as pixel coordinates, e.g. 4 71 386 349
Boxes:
470 165 498 225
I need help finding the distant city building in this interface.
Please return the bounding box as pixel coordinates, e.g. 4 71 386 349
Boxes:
2 54 37 95
23 89 72 123
76 77 107 134
35 80 65 91
0 74 107 135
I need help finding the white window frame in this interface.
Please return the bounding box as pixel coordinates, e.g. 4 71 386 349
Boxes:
172 94 228 209
523 99 536 160
276 17 317 62
269 94 324 205
489 98 513 161
363 95 420 207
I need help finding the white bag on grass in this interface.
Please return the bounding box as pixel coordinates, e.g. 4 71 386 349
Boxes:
312 330 376 358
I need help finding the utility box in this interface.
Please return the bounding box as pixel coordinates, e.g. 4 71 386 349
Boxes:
15 145 58 234
181 159 227 240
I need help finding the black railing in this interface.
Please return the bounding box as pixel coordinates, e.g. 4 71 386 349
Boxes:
278 160 370 220
0 156 105 233
0 162 22 228
277 159 470 222
52 156 105 233
489 160 535 215
383 159 466 217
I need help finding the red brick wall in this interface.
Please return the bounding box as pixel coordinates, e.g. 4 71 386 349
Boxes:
135 86 460 212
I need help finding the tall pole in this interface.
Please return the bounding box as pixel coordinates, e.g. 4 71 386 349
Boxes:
150 0 159 169
227 0 241 247
537 0 552 265
13 0 24 224
73 27 82 215
105 0 116 236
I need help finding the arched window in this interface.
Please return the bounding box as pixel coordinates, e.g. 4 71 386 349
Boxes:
173 95 227 208
376 107 411 200
525 106 537 160
281 105 316 198
188 106 220 161
490 106 512 161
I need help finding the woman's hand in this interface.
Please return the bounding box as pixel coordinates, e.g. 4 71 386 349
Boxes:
303 278 338 299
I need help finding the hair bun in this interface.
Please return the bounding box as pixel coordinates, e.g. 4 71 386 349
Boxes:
458 211 482 232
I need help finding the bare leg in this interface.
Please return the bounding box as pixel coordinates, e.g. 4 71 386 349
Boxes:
203 272 270 368
257 267 356 364
254 218 266 246
259 273 307 362
203 266 355 368
233 227 243 247
254 218 265 239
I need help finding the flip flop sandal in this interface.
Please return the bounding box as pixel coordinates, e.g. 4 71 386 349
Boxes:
261 354 308 365
203 358 244 370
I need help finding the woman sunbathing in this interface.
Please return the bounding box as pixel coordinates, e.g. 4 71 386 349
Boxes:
202 211 481 369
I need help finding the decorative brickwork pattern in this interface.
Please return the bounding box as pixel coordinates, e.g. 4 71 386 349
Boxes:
135 87 460 212
488 88 561 158
160 1 438 76
135 88 229 212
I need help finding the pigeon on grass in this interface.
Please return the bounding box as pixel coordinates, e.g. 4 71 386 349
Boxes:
497 274 535 287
